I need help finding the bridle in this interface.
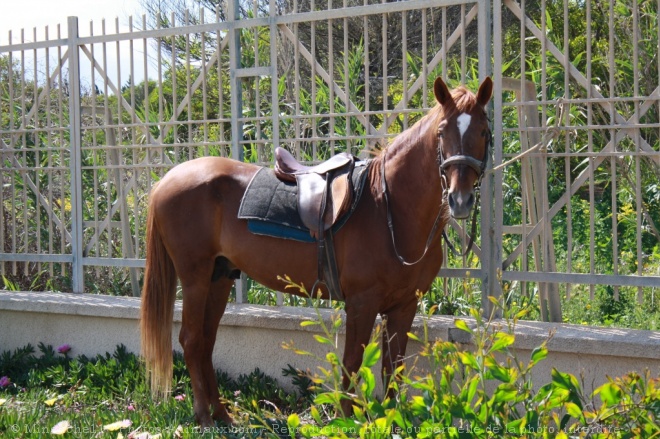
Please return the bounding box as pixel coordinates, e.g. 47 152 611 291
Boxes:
381 114 492 265
437 116 492 256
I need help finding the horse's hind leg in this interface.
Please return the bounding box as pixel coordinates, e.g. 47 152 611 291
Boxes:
201 277 234 424
179 276 216 428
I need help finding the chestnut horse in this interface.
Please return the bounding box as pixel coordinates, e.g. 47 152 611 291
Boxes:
140 77 493 427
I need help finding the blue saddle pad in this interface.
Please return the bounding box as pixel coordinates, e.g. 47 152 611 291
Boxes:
238 161 370 242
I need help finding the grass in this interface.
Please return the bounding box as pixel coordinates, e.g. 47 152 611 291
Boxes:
0 344 311 438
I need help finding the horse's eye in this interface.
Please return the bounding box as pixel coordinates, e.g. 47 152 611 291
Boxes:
481 129 488 137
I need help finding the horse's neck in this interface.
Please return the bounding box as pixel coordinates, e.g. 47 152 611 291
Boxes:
381 116 443 205
377 116 445 238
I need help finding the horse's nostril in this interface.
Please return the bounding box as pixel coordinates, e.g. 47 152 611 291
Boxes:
466 193 475 209
448 193 456 210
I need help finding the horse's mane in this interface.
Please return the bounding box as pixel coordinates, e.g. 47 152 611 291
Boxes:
364 86 477 157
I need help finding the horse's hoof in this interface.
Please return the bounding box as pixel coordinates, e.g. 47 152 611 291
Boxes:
212 409 234 426
196 414 215 431
199 422 215 433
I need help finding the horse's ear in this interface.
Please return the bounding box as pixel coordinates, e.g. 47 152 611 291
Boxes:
476 77 493 107
433 77 453 107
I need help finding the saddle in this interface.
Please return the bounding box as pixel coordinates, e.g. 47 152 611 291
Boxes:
273 147 358 301
274 147 355 240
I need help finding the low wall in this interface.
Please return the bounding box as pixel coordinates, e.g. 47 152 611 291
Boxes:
1 291 659 396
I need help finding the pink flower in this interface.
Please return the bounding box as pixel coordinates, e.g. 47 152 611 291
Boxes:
174 394 186 402
57 344 72 355
127 404 135 411
0 376 10 388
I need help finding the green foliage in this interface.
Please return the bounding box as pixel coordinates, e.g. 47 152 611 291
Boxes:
280 295 660 438
561 286 660 330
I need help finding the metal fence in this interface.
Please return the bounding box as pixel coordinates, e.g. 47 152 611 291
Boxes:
492 0 660 320
1 0 658 321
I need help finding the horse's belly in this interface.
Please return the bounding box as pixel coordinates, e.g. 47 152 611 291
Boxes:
221 228 323 296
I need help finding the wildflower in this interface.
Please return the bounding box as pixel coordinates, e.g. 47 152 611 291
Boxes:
104 419 132 431
51 420 71 435
57 344 72 355
127 404 135 411
0 376 10 388
45 397 58 406
174 394 186 402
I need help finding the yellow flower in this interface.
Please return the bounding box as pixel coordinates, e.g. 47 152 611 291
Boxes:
44 397 58 406
0 398 6 406
103 420 132 431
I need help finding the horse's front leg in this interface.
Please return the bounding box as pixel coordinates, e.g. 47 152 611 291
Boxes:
381 298 417 399
340 299 379 416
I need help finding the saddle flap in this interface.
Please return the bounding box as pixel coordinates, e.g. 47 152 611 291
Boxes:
296 173 327 237
327 167 353 225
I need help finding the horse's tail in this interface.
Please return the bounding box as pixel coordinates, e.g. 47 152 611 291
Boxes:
140 193 177 398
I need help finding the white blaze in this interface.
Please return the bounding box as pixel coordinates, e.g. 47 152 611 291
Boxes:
456 113 472 141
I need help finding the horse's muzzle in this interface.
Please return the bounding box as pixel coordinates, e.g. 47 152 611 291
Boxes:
447 189 475 219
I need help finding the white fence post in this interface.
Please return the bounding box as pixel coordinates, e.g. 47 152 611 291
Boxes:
67 16 84 293
228 0 247 303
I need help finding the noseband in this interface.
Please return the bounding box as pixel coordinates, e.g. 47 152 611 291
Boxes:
437 122 491 183
437 120 492 256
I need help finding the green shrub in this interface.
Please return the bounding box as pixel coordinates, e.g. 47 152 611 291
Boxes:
279 288 660 439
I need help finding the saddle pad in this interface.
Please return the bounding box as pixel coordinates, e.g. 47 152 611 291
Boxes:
238 161 370 243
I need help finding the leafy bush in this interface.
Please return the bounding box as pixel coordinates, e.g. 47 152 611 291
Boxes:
279 293 660 439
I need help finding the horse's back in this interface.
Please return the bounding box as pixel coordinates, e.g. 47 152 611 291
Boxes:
153 157 256 199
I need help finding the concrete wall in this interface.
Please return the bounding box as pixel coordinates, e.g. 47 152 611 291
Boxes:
1 291 659 396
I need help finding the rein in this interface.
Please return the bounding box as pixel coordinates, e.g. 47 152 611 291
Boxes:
381 150 446 266
381 113 493 264
441 189 480 257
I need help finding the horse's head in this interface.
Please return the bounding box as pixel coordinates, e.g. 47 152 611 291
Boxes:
433 77 493 219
